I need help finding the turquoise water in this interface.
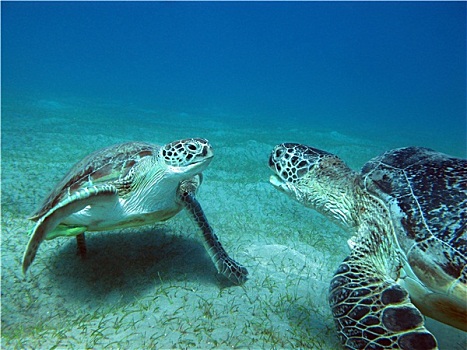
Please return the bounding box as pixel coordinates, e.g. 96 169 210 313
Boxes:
2 1 466 155
2 2 466 349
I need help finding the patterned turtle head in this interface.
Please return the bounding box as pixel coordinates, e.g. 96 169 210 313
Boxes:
269 143 357 228
160 138 213 175
128 138 213 207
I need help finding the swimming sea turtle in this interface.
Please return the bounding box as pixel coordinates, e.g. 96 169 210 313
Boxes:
268 144 466 349
22 138 248 285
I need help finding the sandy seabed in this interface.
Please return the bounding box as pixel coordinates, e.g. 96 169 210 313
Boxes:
1 96 466 349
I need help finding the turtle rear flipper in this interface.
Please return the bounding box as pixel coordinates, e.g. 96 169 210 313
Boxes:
329 252 438 350
22 185 118 274
177 180 248 285
46 225 88 257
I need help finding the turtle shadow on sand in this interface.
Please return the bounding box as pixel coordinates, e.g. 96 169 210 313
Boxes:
42 227 224 305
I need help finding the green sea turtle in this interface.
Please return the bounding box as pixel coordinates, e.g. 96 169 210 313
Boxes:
22 138 248 285
269 144 466 349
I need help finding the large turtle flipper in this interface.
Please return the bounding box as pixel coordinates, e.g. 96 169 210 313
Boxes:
329 232 438 350
22 185 118 274
177 178 248 285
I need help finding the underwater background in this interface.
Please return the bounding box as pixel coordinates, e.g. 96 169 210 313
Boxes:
1 1 466 349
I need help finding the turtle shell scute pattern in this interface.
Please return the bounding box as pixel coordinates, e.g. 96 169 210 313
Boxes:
361 146 467 282
31 142 158 219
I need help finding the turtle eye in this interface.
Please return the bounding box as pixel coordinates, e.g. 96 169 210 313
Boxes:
185 141 201 154
187 143 198 152
274 147 286 159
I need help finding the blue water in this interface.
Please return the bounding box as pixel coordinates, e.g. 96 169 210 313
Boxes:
2 1 466 154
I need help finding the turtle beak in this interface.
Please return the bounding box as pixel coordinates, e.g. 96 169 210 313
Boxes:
269 174 290 194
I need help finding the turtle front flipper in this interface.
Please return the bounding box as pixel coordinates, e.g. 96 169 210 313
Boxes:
22 185 118 274
329 250 438 350
177 179 248 285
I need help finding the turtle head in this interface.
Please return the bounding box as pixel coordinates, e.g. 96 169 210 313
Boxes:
269 143 357 228
160 138 213 176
